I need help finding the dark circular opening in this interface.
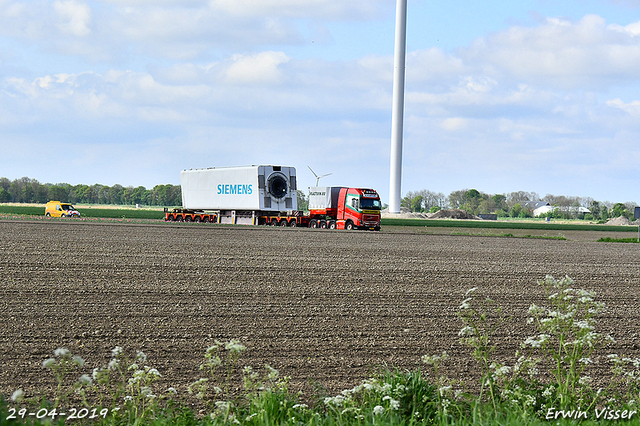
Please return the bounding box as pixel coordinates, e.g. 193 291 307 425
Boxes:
268 174 288 199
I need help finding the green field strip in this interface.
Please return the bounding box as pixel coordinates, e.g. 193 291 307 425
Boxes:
381 217 638 232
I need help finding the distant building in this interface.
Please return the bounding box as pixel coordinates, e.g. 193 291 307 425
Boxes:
525 201 591 217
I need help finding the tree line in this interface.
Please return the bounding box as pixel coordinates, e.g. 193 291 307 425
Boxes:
402 188 637 221
0 177 182 207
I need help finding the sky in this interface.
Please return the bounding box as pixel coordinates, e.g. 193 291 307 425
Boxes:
2 0 640 205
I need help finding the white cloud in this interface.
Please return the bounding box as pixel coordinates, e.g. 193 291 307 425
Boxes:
606 98 640 115
208 0 386 20
54 0 92 37
462 15 640 90
223 51 290 85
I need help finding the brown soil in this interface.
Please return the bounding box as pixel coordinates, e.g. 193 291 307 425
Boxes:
2 220 640 403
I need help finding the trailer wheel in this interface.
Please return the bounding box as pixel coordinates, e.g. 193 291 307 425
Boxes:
345 220 354 230
185 215 192 222
176 215 184 222
279 220 288 227
203 216 209 223
289 220 297 227
270 219 278 226
329 221 336 229
309 220 318 228
195 216 201 223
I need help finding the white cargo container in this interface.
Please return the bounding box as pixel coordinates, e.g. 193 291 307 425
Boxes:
181 165 297 212
308 187 346 211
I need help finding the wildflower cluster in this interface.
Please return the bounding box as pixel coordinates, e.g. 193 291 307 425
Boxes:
525 275 615 408
456 286 508 413
322 376 410 422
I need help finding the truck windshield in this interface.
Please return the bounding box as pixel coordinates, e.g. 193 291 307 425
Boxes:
62 205 75 211
360 198 381 210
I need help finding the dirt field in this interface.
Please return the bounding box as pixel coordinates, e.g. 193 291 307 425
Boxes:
1 220 640 402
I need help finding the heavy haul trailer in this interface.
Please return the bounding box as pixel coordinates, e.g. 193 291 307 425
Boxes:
165 165 382 230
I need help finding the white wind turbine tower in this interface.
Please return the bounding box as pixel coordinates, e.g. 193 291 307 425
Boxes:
308 166 332 186
389 0 407 214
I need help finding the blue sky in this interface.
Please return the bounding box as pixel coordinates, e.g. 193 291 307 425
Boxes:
2 0 640 205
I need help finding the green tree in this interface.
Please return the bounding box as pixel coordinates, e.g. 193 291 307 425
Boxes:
492 194 507 211
411 195 424 212
48 184 70 202
0 187 10 202
611 202 628 218
297 190 308 212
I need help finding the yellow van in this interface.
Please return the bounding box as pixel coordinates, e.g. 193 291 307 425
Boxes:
45 201 80 218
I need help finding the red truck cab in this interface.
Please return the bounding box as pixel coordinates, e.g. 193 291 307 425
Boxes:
308 187 381 230
336 188 381 230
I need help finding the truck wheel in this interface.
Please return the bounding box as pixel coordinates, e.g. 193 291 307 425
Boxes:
270 219 278 226
345 221 354 230
320 221 327 229
289 220 297 227
309 220 318 228
46 213 51 217
60 214 66 218
280 220 288 226
329 221 336 229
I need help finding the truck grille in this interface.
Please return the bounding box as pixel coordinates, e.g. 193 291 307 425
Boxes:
363 214 378 223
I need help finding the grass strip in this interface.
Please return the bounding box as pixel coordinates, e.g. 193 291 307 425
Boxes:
597 237 640 243
382 217 636 232
0 205 164 220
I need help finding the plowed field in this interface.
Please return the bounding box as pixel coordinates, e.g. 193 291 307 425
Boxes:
1 220 640 401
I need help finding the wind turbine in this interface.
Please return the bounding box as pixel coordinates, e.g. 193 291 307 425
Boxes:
389 0 407 214
308 166 332 186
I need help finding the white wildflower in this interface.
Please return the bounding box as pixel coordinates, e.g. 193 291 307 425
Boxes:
112 346 123 357
141 387 156 398
136 351 147 362
373 405 384 415
265 364 279 380
11 389 24 402
225 339 246 353
78 374 92 385
458 326 474 337
54 348 70 357
42 358 56 369
167 387 177 394
523 334 549 348
465 287 478 296
575 320 594 330
459 298 472 310
438 385 452 397
579 376 592 386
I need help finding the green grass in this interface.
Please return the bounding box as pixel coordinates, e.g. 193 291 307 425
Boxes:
382 217 637 232
0 205 164 220
451 231 567 240
597 237 640 243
